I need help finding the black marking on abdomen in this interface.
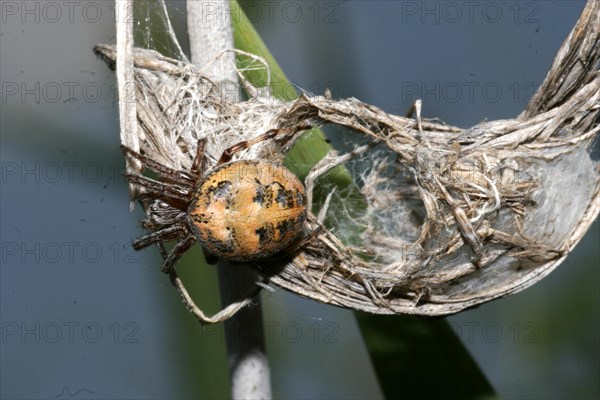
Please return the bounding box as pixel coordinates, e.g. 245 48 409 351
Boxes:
276 187 295 208
255 224 275 247
295 189 305 206
190 213 209 225
206 230 235 255
254 179 302 209
276 219 295 237
212 180 232 199
253 178 267 205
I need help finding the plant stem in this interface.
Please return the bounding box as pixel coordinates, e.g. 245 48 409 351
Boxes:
186 1 272 399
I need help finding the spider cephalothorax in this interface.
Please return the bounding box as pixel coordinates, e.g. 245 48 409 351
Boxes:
123 126 311 273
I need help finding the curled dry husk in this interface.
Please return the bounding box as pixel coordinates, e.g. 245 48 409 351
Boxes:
94 1 599 321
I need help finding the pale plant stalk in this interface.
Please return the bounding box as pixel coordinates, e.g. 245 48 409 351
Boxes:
186 1 272 399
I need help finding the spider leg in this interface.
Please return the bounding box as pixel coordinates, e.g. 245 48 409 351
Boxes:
126 172 191 202
138 193 189 211
217 124 312 165
161 235 196 274
190 138 207 177
132 224 187 250
278 226 322 258
294 226 321 250
121 145 196 184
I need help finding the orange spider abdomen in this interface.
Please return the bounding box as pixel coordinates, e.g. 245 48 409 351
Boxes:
188 160 307 262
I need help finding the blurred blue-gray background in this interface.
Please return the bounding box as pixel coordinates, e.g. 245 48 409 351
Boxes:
1 1 598 398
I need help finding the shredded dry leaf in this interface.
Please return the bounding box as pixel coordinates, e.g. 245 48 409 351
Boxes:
94 1 599 322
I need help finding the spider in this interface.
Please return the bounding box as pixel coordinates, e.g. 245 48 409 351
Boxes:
122 125 313 273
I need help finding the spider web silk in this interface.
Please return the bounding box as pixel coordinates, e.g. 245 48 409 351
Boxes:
131 0 422 267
